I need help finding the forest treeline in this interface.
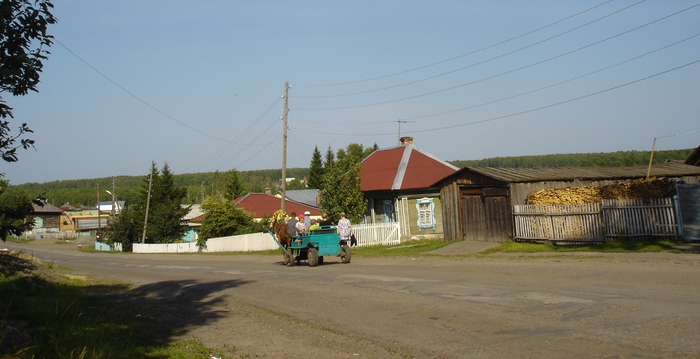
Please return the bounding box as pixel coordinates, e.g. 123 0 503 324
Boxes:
13 148 695 209
448 148 694 169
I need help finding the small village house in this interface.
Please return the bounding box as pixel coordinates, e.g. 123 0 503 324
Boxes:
358 137 458 240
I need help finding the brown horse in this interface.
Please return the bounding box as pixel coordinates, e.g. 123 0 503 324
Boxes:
269 210 292 265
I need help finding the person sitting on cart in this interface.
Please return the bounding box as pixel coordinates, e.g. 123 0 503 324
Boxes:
295 214 307 240
308 219 320 232
287 212 300 240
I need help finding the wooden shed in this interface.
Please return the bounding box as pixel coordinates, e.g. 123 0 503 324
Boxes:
436 162 700 242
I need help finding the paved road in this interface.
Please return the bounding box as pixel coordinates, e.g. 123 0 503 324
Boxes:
6 241 700 358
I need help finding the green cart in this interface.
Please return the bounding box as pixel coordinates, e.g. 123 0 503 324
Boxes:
268 227 351 267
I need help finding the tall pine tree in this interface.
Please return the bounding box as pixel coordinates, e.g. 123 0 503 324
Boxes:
307 146 324 189
147 162 189 243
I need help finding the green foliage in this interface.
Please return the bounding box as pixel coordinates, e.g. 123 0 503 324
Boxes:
105 207 138 252
321 164 367 224
285 177 306 190
222 169 244 200
0 0 56 163
449 148 695 169
324 145 335 171
198 196 254 247
351 239 452 256
307 146 324 189
319 143 376 224
145 163 189 244
0 179 34 241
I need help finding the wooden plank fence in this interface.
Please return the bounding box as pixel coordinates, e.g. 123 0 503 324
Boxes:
513 198 678 243
513 203 603 243
602 198 677 239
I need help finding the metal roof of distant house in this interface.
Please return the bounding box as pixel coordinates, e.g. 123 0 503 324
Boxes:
360 142 458 192
234 193 321 218
182 204 204 221
440 162 700 184
32 200 63 214
284 189 319 207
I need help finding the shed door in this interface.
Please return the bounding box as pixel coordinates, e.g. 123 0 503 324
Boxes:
462 190 512 242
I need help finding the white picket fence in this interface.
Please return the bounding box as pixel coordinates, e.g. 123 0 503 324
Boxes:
127 222 401 253
132 232 275 253
353 221 401 246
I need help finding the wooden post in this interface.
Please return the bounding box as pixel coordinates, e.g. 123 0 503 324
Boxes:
281 82 289 211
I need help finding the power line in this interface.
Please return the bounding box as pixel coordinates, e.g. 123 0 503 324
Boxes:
403 59 700 134
290 59 700 136
293 0 643 98
55 39 233 143
293 3 699 111
293 0 615 88
401 32 700 121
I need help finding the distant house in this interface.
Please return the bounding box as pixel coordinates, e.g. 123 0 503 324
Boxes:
359 137 459 240
234 193 321 222
285 189 320 207
182 204 204 242
435 162 700 242
60 209 109 233
31 199 63 231
98 200 125 215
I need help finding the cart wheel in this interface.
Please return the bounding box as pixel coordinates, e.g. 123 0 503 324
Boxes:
341 244 351 263
307 247 319 267
286 251 295 267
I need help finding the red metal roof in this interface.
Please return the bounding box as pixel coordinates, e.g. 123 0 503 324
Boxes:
233 193 321 218
360 144 458 192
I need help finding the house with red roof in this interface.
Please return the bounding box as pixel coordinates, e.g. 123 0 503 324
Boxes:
233 193 322 221
359 137 458 240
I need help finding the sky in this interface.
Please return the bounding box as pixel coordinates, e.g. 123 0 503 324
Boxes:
2 0 699 185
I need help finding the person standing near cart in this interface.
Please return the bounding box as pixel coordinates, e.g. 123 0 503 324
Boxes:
337 212 353 244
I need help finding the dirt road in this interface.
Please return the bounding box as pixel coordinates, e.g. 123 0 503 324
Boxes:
6 240 700 358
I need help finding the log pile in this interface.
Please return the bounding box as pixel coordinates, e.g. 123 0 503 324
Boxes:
527 178 677 205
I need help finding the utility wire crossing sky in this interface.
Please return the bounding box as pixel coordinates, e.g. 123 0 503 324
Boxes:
4 0 699 185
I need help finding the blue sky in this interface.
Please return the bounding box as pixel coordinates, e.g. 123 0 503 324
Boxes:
3 0 699 184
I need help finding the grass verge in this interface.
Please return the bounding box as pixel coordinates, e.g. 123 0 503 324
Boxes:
0 251 229 359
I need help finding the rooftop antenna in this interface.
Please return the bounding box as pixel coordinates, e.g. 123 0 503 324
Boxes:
397 119 415 145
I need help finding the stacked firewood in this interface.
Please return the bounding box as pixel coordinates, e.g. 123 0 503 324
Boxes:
527 178 677 205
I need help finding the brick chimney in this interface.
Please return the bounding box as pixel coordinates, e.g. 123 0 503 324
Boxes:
399 136 413 145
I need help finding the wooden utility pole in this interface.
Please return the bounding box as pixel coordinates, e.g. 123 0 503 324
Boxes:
281 82 289 211
646 137 657 180
97 183 101 238
141 170 153 243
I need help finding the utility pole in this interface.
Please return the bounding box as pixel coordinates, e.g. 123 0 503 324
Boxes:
111 176 116 219
646 137 657 180
281 82 289 211
141 170 153 244
97 183 101 239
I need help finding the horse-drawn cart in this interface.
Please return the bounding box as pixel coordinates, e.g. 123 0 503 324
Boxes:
268 227 351 267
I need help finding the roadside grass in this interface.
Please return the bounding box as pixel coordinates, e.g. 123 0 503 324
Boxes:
479 239 688 254
351 239 453 257
0 252 229 359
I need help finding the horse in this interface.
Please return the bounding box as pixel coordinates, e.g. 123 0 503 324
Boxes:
269 210 292 265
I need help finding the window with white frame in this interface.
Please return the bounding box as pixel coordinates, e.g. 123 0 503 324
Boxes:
383 200 395 222
416 197 435 231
